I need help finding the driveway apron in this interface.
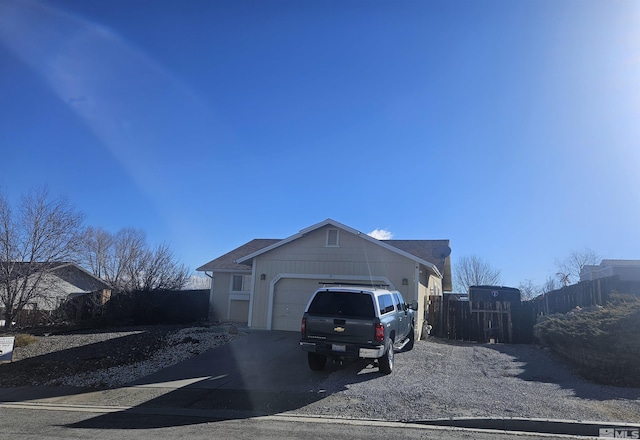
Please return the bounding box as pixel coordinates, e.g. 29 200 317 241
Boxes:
129 330 324 392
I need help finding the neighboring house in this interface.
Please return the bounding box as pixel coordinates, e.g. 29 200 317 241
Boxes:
580 259 640 282
0 262 112 325
197 219 452 337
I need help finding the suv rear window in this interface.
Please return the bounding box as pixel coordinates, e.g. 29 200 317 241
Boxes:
307 291 375 318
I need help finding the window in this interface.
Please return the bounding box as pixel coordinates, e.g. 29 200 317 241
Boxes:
231 274 252 292
326 228 339 247
307 291 375 318
378 294 395 315
393 293 405 311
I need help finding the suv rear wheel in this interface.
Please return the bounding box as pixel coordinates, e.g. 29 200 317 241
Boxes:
405 325 415 351
378 340 394 374
308 352 327 371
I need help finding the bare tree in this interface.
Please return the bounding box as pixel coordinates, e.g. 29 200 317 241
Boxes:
454 255 501 293
518 279 542 300
555 248 601 286
542 275 559 294
79 227 189 293
0 188 84 327
133 243 190 291
78 226 113 279
111 228 147 292
185 274 211 290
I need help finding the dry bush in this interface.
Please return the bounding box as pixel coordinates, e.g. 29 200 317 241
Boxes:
534 293 640 386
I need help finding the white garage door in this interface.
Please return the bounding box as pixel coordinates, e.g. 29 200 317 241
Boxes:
271 278 319 331
271 277 380 331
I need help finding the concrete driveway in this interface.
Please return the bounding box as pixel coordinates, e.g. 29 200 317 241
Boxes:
130 330 323 392
118 330 334 418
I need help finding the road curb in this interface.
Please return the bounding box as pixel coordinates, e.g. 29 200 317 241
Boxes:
413 417 640 438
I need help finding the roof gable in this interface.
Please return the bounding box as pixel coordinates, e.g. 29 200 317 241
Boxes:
234 219 445 278
196 220 452 288
234 219 354 265
0 262 111 291
52 263 112 291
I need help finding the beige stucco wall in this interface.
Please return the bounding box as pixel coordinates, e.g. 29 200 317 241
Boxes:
209 225 445 332
210 271 253 323
415 271 443 338
228 299 250 322
249 225 428 330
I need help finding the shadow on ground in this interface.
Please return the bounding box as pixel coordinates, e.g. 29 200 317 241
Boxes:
61 331 384 429
0 326 184 388
480 342 640 401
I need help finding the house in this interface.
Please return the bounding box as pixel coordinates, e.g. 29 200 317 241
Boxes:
580 259 640 282
0 262 112 326
197 219 452 337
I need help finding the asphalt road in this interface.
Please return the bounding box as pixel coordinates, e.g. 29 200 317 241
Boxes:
0 407 587 440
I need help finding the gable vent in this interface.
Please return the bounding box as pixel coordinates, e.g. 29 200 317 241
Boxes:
326 228 339 247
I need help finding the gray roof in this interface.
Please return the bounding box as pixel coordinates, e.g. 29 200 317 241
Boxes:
197 237 452 290
383 239 452 291
0 261 111 291
196 239 280 272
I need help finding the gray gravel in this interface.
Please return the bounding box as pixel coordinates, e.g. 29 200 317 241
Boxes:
7 326 241 388
294 338 640 424
48 327 240 388
6 329 640 425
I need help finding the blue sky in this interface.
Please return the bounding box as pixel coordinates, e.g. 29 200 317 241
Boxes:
1 0 639 288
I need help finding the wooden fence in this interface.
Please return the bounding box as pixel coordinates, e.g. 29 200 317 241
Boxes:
426 276 640 344
427 295 530 343
7 289 210 328
105 289 210 324
529 276 640 316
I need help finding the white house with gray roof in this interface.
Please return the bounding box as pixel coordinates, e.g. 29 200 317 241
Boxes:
580 259 640 282
197 219 451 337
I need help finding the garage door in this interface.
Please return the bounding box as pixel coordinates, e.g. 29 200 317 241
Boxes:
271 277 379 331
271 278 318 331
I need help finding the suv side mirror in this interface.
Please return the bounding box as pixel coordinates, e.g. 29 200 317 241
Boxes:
410 300 418 311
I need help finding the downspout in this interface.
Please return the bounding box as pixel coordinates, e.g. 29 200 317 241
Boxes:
248 262 257 327
414 264 422 339
204 271 215 322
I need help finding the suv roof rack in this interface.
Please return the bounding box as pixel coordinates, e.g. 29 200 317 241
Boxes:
319 281 390 288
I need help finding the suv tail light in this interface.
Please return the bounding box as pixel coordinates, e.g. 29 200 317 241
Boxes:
301 317 306 337
374 322 385 343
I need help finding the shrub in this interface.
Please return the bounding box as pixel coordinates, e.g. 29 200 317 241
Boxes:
13 334 38 348
534 293 640 386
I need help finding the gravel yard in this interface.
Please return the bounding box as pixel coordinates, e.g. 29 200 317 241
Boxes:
294 338 640 424
0 324 241 388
